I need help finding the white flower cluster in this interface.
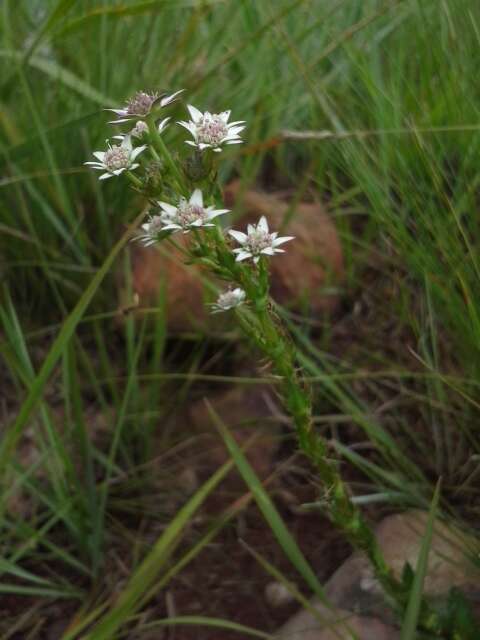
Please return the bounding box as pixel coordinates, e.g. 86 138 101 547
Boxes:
210 288 246 313
85 88 293 313
229 216 294 264
139 189 228 240
84 136 146 180
85 89 245 180
178 106 245 153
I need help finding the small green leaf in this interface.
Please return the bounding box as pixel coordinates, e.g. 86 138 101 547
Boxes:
400 480 441 640
207 400 327 602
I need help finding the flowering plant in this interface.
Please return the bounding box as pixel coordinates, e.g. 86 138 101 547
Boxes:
85 88 444 635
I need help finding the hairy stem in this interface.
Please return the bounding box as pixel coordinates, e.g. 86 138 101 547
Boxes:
147 116 186 193
236 303 442 633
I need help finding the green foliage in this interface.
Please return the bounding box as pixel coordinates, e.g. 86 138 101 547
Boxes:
400 481 440 639
439 588 479 640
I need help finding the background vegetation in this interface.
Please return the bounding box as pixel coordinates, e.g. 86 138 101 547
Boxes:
1 0 480 637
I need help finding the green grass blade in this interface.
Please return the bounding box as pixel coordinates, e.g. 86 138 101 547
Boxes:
139 616 275 639
400 480 441 640
207 400 327 602
0 51 114 107
0 583 82 599
83 458 234 640
21 0 77 64
0 212 144 483
240 540 357 640
54 0 225 39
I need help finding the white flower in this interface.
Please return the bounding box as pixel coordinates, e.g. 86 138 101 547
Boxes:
157 189 229 233
210 288 246 313
137 215 165 247
131 120 150 138
228 216 294 264
106 89 184 124
84 135 146 180
113 117 170 142
178 105 245 152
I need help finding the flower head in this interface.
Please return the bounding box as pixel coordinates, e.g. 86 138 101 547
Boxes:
106 89 184 124
228 216 294 264
137 214 165 247
157 189 228 233
114 117 170 143
178 106 245 152
131 120 149 138
84 135 146 180
210 288 246 313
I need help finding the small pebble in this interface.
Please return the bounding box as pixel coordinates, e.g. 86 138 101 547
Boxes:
265 581 295 607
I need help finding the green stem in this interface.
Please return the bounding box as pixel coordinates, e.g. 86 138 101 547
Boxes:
147 116 186 193
126 171 142 189
238 304 443 633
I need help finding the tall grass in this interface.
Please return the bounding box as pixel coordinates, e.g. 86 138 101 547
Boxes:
1 0 480 637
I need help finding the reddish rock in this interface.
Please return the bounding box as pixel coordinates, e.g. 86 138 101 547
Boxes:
125 182 344 331
225 180 344 316
181 386 282 481
129 237 207 332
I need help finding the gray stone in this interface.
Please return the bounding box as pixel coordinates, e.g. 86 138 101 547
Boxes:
277 510 480 638
277 603 399 640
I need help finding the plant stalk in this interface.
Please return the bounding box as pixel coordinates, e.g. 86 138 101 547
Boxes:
237 303 442 634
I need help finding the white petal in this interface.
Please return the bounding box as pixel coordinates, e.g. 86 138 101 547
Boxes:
235 251 253 262
177 120 196 134
207 209 229 220
131 145 147 161
228 230 248 244
108 118 133 124
113 168 126 175
185 140 199 148
158 201 178 216
227 125 245 136
157 117 171 133
99 173 113 180
92 151 106 161
258 216 269 232
161 223 182 231
121 135 133 151
187 105 203 122
224 139 243 145
220 110 231 122
213 147 223 153
105 108 128 116
261 247 275 256
273 236 294 246
160 89 184 106
189 189 203 207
